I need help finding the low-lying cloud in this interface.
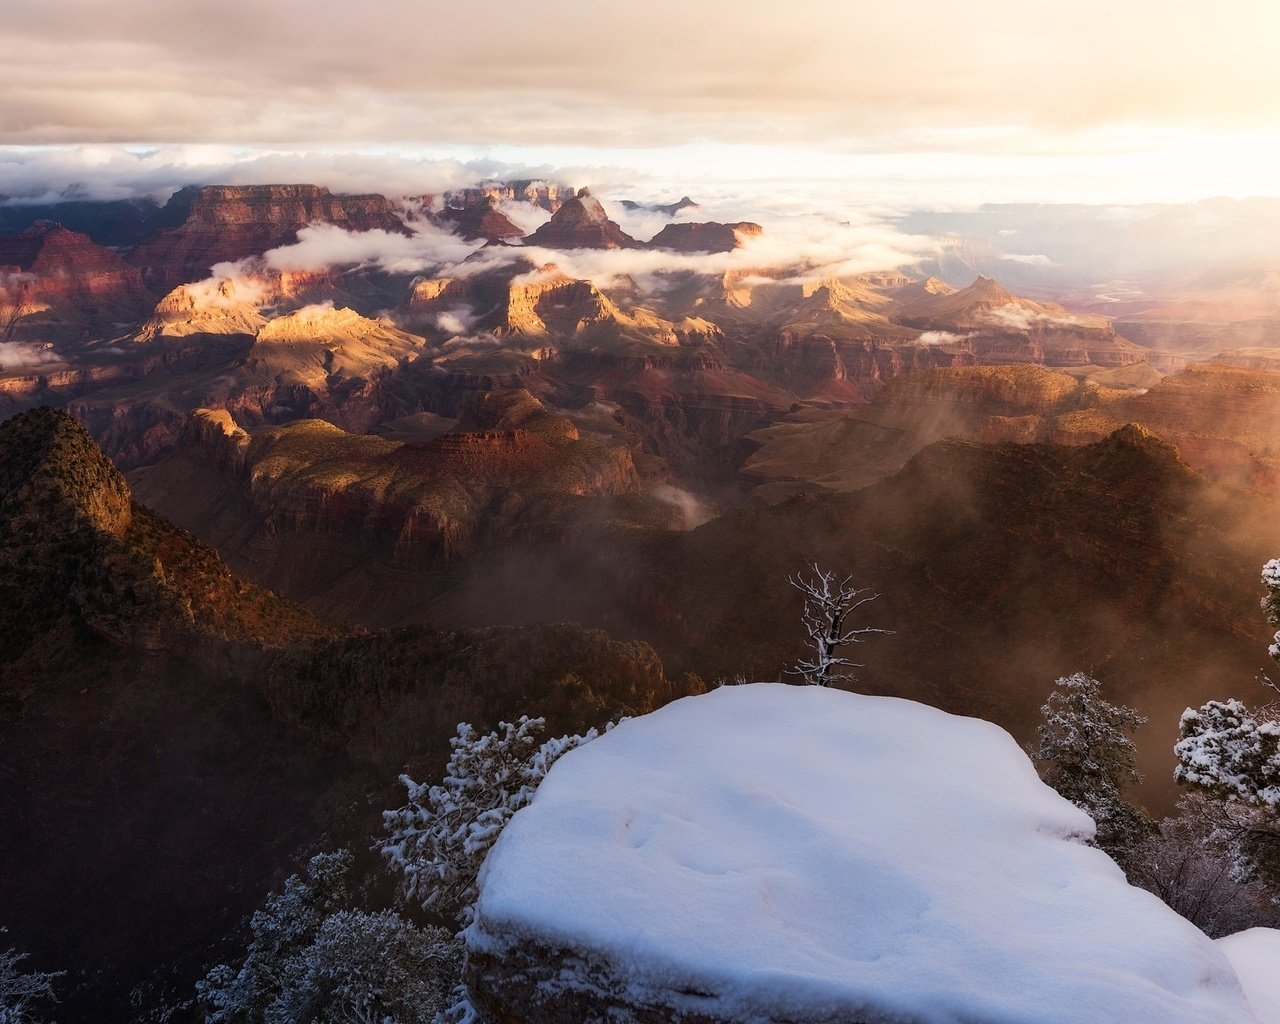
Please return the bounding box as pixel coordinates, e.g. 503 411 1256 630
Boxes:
195 187 939 293
980 306 1079 330
435 305 480 336
916 330 971 345
0 341 62 372
0 147 633 206
1000 253 1059 268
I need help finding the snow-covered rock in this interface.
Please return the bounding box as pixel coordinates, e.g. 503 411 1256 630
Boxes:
466 684 1260 1024
1219 929 1280 1024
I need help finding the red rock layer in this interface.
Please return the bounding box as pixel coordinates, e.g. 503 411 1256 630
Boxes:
0 222 153 331
126 184 408 290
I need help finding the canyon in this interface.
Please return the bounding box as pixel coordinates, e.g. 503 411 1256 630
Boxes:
6 181 1280 1023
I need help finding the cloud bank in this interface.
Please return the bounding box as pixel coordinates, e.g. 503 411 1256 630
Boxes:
202 189 938 292
7 0 1280 149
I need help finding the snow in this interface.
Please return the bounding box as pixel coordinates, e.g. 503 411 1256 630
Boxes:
1218 929 1280 1024
470 684 1260 1024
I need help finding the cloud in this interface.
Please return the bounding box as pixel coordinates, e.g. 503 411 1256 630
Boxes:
6 0 1280 151
916 330 971 345
435 305 479 336
190 187 940 290
0 147 632 205
1000 253 1059 268
494 199 552 235
980 306 1078 330
0 341 62 371
651 484 714 530
214 220 485 277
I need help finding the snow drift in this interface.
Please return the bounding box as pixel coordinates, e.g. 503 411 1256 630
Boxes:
467 684 1260 1024
1218 928 1280 1024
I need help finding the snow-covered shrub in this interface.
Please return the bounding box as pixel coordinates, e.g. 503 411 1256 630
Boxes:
1176 699 1280 808
265 909 460 1024
0 930 61 1024
1262 558 1280 658
1029 672 1151 861
1168 559 1280 891
197 851 459 1024
785 563 892 686
1127 794 1280 937
1175 700 1280 886
379 717 598 927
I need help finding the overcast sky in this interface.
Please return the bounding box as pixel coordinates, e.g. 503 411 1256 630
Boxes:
5 0 1280 205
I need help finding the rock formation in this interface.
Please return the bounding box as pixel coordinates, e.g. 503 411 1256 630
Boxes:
524 188 640 249
126 184 408 289
134 277 268 342
647 220 763 253
127 389 646 620
896 275 1147 367
621 195 700 217
438 196 525 242
0 222 153 343
445 179 574 213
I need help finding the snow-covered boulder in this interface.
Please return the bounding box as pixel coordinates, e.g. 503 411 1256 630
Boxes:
1218 929 1280 1024
466 684 1260 1024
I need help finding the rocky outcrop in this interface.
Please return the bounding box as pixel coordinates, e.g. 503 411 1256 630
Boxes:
126 184 408 289
445 180 574 213
439 196 525 242
647 220 762 253
621 195 700 217
467 685 1255 1024
895 275 1147 368
524 188 639 249
739 364 1128 499
131 389 640 589
0 222 153 342
134 277 267 342
488 266 682 350
233 304 425 410
0 407 327 659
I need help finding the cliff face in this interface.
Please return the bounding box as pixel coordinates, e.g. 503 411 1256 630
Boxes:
0 222 154 342
126 184 408 289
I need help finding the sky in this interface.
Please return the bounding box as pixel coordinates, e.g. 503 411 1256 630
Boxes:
4 0 1280 207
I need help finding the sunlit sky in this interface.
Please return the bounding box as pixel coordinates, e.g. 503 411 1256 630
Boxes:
5 0 1280 206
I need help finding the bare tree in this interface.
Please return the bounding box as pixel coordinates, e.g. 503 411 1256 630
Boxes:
0 929 62 1024
786 563 893 686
